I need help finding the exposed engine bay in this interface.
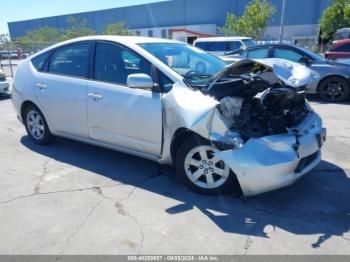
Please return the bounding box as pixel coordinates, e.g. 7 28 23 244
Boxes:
191 59 312 139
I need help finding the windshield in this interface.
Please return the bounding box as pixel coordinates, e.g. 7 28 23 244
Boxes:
139 43 227 84
298 46 326 62
242 39 256 47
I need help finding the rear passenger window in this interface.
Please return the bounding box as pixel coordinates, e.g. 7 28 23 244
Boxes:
247 48 269 59
195 42 210 51
32 52 50 72
210 42 228 51
49 43 92 78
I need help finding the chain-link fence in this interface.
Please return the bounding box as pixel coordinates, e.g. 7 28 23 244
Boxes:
0 41 57 78
0 39 329 78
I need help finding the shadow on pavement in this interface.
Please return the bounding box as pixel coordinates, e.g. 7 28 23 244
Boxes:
21 135 350 248
0 93 11 101
307 94 350 105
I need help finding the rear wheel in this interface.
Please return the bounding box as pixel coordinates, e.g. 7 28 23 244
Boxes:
318 76 349 102
175 136 241 196
24 105 53 145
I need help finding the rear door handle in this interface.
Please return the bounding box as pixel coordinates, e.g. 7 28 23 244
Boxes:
88 93 103 101
36 83 47 90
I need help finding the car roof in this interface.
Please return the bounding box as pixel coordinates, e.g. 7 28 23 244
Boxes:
56 35 184 45
225 43 303 55
251 43 297 48
332 39 350 45
194 37 252 42
32 35 186 58
239 43 305 50
336 28 350 33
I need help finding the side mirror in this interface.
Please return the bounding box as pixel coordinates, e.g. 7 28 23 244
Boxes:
298 57 311 65
127 73 154 90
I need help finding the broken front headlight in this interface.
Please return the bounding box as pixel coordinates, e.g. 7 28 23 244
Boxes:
210 131 244 150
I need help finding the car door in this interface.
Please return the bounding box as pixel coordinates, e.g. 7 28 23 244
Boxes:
34 42 92 138
86 41 163 156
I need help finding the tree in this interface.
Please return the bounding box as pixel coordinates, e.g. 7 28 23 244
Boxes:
219 0 276 40
103 22 132 36
61 16 95 40
320 0 350 42
14 26 62 51
18 26 61 43
0 34 11 51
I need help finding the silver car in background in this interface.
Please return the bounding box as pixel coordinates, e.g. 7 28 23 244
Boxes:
222 44 350 102
12 36 326 196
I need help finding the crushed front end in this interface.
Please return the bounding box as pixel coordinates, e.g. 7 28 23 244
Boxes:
192 59 326 196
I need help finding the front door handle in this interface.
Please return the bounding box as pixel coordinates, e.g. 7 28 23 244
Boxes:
88 93 103 101
36 83 47 90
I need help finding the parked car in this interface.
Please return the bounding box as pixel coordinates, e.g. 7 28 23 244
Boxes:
0 51 18 59
0 69 9 95
335 28 350 40
223 44 350 102
20 52 31 59
12 36 326 196
193 37 256 56
325 39 350 60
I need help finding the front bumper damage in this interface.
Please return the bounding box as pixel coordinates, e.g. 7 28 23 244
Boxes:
161 59 325 196
216 111 326 196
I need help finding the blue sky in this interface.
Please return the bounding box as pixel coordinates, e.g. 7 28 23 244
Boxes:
0 0 167 34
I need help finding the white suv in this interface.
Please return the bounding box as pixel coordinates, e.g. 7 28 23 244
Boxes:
194 37 256 56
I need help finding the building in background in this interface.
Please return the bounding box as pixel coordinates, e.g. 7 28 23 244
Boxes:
7 0 331 45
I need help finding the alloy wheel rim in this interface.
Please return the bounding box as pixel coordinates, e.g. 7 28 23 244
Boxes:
322 81 345 100
184 145 230 189
27 111 45 140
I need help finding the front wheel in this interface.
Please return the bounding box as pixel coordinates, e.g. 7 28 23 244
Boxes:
318 76 350 102
24 105 53 145
175 136 241 196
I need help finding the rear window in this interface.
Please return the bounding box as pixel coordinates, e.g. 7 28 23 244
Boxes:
31 52 50 72
194 41 210 51
195 41 246 52
246 48 269 59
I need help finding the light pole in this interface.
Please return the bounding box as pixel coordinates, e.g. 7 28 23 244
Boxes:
279 0 287 43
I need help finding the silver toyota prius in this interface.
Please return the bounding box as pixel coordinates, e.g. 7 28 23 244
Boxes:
11 36 326 196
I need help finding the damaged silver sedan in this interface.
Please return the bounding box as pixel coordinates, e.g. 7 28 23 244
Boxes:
12 36 326 196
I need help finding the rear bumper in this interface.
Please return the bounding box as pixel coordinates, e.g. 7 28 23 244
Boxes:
216 111 326 196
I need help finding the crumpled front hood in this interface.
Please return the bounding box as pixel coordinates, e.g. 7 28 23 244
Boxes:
212 58 320 88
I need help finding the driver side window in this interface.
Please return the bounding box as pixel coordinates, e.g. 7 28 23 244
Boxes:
94 42 152 86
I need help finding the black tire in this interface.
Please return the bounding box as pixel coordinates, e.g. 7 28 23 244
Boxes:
175 135 241 196
23 104 53 145
318 76 350 102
